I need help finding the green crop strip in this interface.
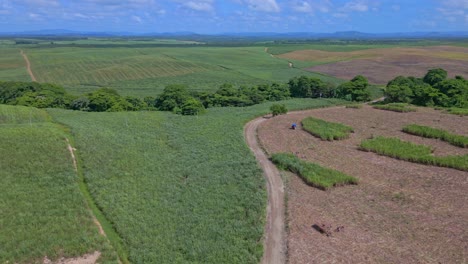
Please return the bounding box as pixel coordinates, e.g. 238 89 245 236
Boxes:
373 103 417 113
360 136 468 171
48 98 345 263
403 124 468 148
271 153 358 190
0 105 118 263
446 107 468 116
302 117 354 140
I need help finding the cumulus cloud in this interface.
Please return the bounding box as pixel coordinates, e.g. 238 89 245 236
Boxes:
172 0 214 12
292 0 330 13
440 0 468 9
342 0 368 12
436 0 468 24
241 0 280 12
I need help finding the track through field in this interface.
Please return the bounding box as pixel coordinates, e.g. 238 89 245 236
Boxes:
245 117 287 264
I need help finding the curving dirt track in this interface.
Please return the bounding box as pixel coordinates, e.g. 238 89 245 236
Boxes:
257 105 468 263
245 117 287 264
20 49 37 81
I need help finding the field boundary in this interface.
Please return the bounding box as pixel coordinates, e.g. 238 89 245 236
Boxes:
20 50 37 82
61 132 129 263
245 117 286 264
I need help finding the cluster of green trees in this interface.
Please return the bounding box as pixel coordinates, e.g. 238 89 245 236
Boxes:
384 68 467 108
0 74 371 115
288 75 371 102
0 82 147 112
149 82 291 115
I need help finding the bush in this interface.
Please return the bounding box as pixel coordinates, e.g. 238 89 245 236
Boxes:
271 153 357 190
302 117 353 140
270 104 287 116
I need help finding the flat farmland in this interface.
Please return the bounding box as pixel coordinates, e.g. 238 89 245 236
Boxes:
0 48 31 81
257 105 468 263
19 45 337 96
48 99 345 264
277 46 468 84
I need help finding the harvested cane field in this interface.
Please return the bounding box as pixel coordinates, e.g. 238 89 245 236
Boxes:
277 46 468 84
257 105 468 263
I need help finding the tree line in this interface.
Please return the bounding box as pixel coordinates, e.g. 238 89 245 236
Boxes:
0 74 373 115
384 68 467 108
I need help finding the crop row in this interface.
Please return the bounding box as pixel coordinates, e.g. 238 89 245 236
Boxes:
360 136 467 171
271 153 358 190
302 117 354 140
403 124 468 148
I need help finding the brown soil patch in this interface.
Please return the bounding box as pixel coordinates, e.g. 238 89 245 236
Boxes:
43 251 101 264
257 106 468 263
278 46 468 84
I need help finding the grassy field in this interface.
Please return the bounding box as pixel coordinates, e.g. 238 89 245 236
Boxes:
403 124 468 148
271 153 357 190
0 105 117 263
302 117 354 140
14 45 341 97
48 98 344 263
0 48 31 81
360 136 468 171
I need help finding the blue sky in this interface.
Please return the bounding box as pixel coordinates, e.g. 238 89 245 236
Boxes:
0 0 467 33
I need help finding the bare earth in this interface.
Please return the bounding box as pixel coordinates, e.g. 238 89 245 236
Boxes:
43 251 101 264
257 106 468 263
278 46 468 84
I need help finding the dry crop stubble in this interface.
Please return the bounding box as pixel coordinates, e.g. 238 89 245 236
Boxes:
257 105 468 263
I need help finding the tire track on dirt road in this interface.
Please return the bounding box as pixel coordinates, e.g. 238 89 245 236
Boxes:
20 49 37 82
245 117 286 264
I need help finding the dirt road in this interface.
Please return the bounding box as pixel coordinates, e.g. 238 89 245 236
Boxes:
245 117 286 264
20 49 37 81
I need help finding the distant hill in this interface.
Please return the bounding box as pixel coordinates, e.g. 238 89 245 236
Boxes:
1 29 467 39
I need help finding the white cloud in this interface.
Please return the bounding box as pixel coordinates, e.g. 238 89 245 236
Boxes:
342 0 368 12
436 0 468 24
440 0 468 9
132 15 143 23
242 0 280 12
292 0 330 13
333 12 348 18
184 1 213 12
171 0 214 12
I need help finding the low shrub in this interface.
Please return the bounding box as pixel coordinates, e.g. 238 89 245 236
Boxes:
271 153 358 190
270 104 288 116
302 117 354 141
403 124 468 148
373 103 416 112
360 136 468 171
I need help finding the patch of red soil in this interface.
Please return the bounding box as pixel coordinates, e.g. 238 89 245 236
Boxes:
257 106 468 263
279 46 468 84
